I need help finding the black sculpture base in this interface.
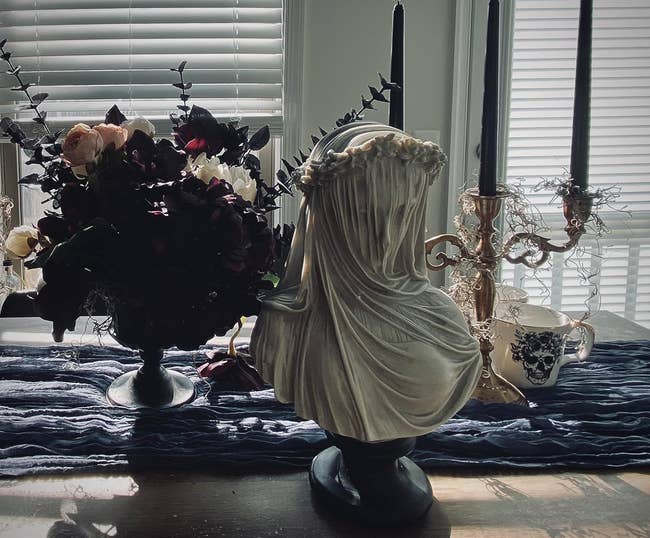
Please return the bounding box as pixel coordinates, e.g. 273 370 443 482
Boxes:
309 433 433 526
107 348 195 409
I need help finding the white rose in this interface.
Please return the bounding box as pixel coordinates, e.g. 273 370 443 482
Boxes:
5 225 39 258
231 166 257 203
187 152 230 184
120 117 156 140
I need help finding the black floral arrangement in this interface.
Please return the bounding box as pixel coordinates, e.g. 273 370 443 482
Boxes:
1 42 290 350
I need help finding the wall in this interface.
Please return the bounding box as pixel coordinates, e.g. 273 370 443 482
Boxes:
299 0 456 285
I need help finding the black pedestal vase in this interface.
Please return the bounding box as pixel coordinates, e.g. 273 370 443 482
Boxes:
309 432 434 525
107 348 195 409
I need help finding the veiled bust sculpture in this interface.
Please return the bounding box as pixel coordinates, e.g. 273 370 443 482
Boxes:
251 122 481 524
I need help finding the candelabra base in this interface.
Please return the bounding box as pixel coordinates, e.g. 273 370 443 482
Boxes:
473 366 528 405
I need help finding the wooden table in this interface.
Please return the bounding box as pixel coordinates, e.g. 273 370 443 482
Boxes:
0 313 648 538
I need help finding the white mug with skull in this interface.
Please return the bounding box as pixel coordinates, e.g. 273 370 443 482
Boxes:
492 303 595 389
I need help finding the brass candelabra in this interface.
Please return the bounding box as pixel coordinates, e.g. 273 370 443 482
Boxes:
425 186 595 405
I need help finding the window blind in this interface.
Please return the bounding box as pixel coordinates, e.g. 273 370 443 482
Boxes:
501 0 650 327
0 0 284 133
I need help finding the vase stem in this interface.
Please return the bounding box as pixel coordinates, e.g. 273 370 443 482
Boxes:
107 348 195 409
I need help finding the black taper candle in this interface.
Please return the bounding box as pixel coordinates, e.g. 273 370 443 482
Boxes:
570 0 593 191
388 1 404 130
478 0 499 197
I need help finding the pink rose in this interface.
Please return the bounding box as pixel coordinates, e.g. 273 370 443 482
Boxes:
61 123 104 166
92 123 128 150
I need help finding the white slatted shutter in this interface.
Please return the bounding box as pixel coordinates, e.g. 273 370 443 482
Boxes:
0 0 284 134
501 0 650 327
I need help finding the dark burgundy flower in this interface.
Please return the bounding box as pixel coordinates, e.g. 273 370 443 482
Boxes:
197 351 266 391
174 106 228 158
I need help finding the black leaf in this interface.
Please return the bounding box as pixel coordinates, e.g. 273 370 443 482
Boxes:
299 150 309 162
0 39 6 49
44 144 61 156
244 153 261 170
173 82 186 90
11 83 32 92
1 52 12 61
249 125 270 150
18 173 40 185
361 96 375 110
219 147 245 165
319 126 328 136
311 135 320 145
237 125 249 138
275 171 292 195
177 60 187 73
169 113 180 125
248 167 260 180
105 104 127 125
177 104 190 112
24 248 52 270
379 72 401 91
281 159 295 174
180 93 191 101
47 130 64 143
22 138 39 150
369 85 388 103
32 93 50 105
33 112 47 124
188 105 214 121
276 169 288 183
293 156 303 167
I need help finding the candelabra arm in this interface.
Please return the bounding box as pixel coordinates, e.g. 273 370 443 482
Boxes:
424 234 472 271
500 190 595 268
501 233 562 268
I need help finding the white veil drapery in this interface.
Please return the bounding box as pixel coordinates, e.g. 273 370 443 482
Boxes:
251 123 481 442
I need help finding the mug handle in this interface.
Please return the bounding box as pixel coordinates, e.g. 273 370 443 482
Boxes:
559 320 595 366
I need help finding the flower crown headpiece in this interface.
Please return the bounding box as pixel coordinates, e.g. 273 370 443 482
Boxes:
293 133 447 193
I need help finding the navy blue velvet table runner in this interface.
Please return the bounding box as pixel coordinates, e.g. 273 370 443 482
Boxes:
1 341 649 477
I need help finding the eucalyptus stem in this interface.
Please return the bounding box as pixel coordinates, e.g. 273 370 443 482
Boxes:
179 70 188 123
352 85 392 122
0 42 51 136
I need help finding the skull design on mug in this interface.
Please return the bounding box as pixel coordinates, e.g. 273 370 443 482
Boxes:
510 329 565 385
